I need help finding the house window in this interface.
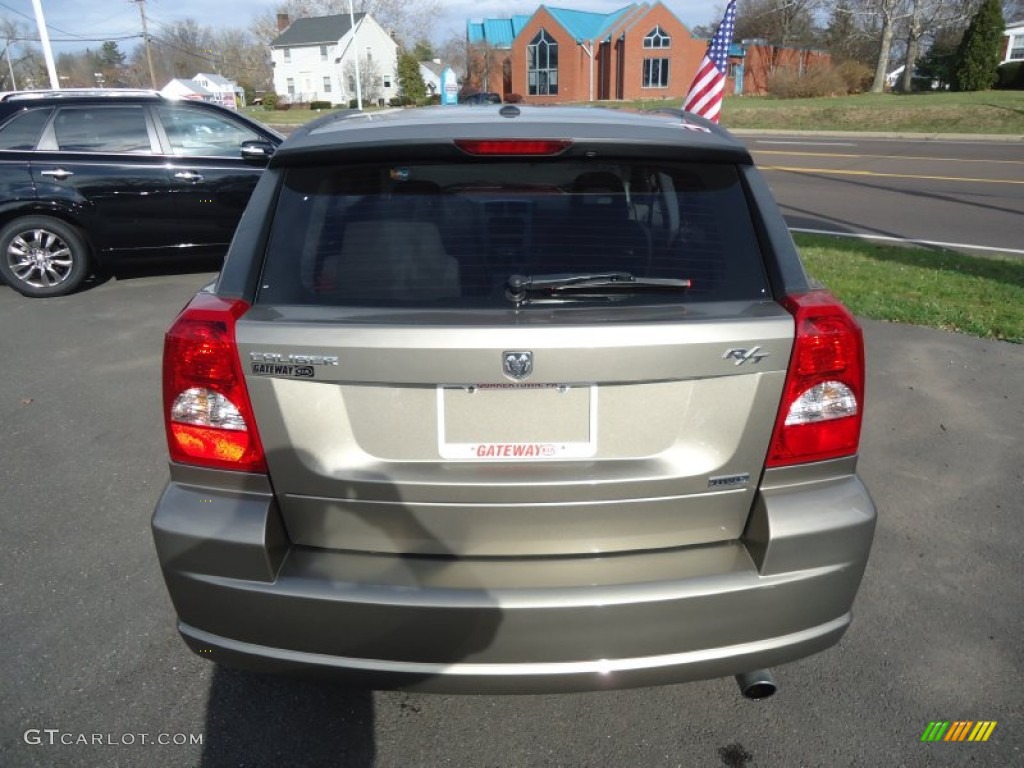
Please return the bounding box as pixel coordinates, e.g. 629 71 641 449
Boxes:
727 62 739 78
642 58 669 88
383 75 392 89
527 29 558 95
323 76 331 93
283 48 291 63
644 26 671 49
286 77 295 96
366 47 373 62
1011 36 1024 60
320 45 328 62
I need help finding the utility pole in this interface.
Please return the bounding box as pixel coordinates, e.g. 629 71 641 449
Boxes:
3 41 16 90
134 0 157 89
30 0 59 89
348 0 362 110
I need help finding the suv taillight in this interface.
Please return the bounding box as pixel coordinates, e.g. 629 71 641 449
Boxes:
767 291 865 467
162 294 266 473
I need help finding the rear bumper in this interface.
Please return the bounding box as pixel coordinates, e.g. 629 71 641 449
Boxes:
152 463 875 694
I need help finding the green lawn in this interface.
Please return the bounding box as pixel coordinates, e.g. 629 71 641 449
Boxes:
717 90 1024 134
794 234 1024 343
625 90 1024 133
630 90 1024 133
249 91 1024 134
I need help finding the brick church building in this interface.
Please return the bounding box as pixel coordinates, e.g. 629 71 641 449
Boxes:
465 3 831 103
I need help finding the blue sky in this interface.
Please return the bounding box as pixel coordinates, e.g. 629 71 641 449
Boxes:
1 1 716 56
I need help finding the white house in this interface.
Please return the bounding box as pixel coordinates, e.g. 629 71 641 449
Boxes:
161 78 212 101
420 60 443 97
160 74 244 109
270 13 398 105
192 72 245 109
1003 21 1024 63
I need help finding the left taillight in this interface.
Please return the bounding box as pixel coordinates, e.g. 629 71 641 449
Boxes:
766 291 865 467
162 294 266 473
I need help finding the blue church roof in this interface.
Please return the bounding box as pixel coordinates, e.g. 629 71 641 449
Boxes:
546 6 636 43
466 15 531 48
467 5 639 47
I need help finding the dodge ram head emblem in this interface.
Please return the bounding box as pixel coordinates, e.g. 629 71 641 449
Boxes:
503 351 533 380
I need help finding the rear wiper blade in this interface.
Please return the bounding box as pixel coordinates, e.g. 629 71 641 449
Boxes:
506 272 691 304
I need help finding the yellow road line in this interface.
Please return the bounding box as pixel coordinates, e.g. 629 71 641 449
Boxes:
753 149 1024 166
759 165 1024 184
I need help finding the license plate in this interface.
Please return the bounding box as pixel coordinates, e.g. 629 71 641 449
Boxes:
437 384 597 460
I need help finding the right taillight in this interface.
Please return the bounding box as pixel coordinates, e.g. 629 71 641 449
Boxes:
162 293 266 473
767 291 865 467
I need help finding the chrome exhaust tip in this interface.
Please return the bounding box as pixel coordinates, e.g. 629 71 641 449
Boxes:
735 669 777 700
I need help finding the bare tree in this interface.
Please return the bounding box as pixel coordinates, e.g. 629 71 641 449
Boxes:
214 28 273 92
825 1 881 65
343 55 382 102
0 16 48 90
253 1 441 48
130 19 218 82
860 0 913 92
734 0 824 48
899 0 980 91
436 33 467 77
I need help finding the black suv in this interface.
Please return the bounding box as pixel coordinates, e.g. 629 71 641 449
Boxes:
0 90 281 297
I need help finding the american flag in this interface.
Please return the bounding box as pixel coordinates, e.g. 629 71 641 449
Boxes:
683 0 738 123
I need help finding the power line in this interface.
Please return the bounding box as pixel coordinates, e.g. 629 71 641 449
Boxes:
0 0 125 41
6 35 142 43
148 33 269 76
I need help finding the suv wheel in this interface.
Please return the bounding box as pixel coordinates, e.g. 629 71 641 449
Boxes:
0 216 91 297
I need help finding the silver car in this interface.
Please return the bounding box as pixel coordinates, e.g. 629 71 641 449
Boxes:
152 105 875 697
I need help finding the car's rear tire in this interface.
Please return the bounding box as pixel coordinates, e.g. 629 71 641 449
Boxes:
0 216 91 297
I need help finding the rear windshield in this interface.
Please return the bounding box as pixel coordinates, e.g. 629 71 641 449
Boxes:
256 160 770 308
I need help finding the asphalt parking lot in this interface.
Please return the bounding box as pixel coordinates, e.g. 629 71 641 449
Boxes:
1 266 1022 767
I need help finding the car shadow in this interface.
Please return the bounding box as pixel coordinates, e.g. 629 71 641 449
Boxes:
183 461 503 766
200 667 376 766
91 255 225 286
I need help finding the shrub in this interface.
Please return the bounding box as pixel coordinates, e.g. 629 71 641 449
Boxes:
388 97 402 107
504 93 523 103
996 61 1024 89
261 93 278 111
767 67 845 98
834 61 873 94
309 100 332 110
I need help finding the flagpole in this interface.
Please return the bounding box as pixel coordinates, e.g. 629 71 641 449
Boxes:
30 0 59 89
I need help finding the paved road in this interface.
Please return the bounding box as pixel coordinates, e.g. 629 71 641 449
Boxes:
737 134 1024 255
1 269 1021 767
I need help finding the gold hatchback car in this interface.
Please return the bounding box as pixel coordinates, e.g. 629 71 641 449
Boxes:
152 105 875 697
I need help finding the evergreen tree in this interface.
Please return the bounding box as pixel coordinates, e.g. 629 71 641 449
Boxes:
397 50 426 105
917 27 963 89
100 41 126 68
952 0 1005 91
412 39 435 61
